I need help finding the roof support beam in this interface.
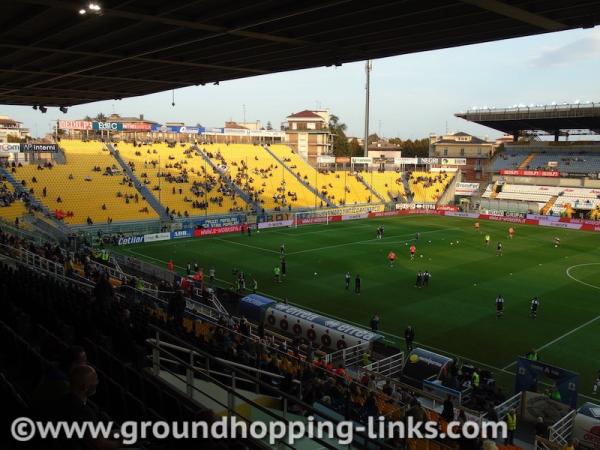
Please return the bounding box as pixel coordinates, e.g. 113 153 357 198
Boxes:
459 0 566 31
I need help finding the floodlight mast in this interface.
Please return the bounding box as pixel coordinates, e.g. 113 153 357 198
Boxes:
363 60 372 157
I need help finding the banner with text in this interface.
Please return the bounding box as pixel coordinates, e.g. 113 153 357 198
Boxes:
455 182 480 196
499 169 560 177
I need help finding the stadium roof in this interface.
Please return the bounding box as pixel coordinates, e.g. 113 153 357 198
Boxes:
1 0 600 108
455 103 600 135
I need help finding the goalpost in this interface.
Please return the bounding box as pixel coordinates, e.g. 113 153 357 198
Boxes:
292 210 331 228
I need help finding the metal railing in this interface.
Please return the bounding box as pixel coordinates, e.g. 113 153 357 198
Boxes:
548 409 576 447
146 325 398 450
324 342 368 368
361 352 404 378
494 392 522 421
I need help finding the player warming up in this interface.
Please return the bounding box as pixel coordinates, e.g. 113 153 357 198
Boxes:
485 234 491 246
554 237 561 248
475 221 480 232
409 244 417 260
496 242 503 256
496 294 505 318
508 227 515 239
530 296 540 318
387 250 397 267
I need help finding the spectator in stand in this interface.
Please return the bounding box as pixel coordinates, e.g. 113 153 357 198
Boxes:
404 325 415 351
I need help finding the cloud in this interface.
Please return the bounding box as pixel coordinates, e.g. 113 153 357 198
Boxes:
529 28 600 67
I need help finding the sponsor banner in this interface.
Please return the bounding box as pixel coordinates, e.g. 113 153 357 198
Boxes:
150 124 201 134
573 402 600 450
440 157 466 166
547 161 559 168
258 220 293 229
499 169 560 177
419 157 439 165
117 235 145 246
123 123 152 131
368 211 402 218
143 232 171 243
394 157 418 165
317 155 336 164
445 211 480 219
455 182 480 196
480 214 538 225
342 213 369 221
559 217 600 226
538 220 584 230
223 128 250 136
58 120 93 130
436 205 460 211
195 215 243 229
195 225 242 236
335 156 351 164
92 122 124 131
171 229 193 239
20 143 58 153
0 143 20 153
396 203 436 210
351 156 373 164
297 215 343 225
202 127 224 134
527 214 559 222
271 303 382 341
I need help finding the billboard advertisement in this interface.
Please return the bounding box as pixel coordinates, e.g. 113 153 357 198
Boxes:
499 169 560 177
419 157 439 165
194 225 242 236
58 120 93 130
455 182 480 196
92 122 124 131
351 157 373 164
123 123 152 131
143 232 171 243
0 143 20 153
171 229 194 239
335 156 351 164
317 155 336 164
394 157 418 165
441 158 467 165
20 143 58 153
194 215 243 229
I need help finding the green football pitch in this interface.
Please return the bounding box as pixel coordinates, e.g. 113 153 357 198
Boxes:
115 215 600 402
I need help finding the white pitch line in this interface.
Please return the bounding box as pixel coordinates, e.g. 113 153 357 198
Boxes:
566 263 600 291
502 315 600 370
287 227 461 255
211 237 280 254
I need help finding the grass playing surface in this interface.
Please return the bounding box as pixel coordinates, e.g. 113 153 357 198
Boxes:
115 215 600 402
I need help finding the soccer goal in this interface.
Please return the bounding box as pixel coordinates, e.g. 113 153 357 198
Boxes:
292 210 332 228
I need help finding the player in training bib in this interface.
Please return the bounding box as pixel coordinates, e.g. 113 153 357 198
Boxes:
496 294 505 318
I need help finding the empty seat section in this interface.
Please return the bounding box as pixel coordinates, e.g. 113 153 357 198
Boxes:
202 144 320 210
115 142 246 216
12 140 158 224
368 171 406 201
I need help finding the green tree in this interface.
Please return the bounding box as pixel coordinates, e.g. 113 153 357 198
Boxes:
368 133 380 144
329 114 349 156
349 138 362 157
94 113 107 122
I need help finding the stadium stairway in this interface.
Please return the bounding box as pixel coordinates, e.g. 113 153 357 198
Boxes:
541 195 558 215
193 145 260 212
104 142 170 221
401 172 412 200
518 153 537 170
261 145 334 207
356 172 386 203
0 165 70 239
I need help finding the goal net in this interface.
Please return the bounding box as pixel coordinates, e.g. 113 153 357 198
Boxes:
292 210 332 228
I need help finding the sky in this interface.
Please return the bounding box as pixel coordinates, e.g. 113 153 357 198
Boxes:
3 26 600 140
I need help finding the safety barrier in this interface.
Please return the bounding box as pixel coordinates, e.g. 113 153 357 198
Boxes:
548 408 576 447
362 351 404 378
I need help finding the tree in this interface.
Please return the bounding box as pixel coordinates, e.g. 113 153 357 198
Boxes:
329 115 349 156
368 133 380 144
349 138 362 157
94 113 107 122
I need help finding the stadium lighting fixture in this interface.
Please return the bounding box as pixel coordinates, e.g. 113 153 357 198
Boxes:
79 8 86 15
39 106 47 113
89 3 101 11
32 105 38 110
59 106 68 114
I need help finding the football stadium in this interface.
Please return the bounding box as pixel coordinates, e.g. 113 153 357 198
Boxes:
1 2 600 450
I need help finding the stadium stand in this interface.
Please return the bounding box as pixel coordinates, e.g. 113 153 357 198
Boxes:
367 171 407 202
0 178 27 225
490 150 531 172
482 183 600 215
524 151 600 173
9 140 159 225
201 144 322 210
408 171 454 203
115 141 246 217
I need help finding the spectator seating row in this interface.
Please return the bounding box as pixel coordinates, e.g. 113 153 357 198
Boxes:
9 140 159 225
408 171 454 202
367 171 407 202
0 179 27 225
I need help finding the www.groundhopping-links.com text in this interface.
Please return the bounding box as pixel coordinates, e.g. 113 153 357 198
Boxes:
11 416 508 445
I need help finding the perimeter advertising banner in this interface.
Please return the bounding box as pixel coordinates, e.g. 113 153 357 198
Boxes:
194 215 243 229
92 122 124 131
58 120 93 130
499 169 560 177
440 158 467 165
0 143 20 153
455 182 480 196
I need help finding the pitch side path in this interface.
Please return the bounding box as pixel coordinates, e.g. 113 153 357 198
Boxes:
116 215 600 400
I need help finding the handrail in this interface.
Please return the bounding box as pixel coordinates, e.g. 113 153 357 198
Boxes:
147 325 397 450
